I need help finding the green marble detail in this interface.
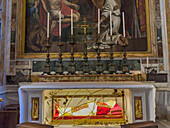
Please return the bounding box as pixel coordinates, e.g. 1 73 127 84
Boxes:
32 60 141 72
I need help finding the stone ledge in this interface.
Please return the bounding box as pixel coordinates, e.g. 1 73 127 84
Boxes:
38 74 143 82
154 83 170 91
6 85 20 93
0 86 6 95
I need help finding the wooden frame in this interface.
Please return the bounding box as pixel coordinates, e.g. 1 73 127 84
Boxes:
16 0 157 59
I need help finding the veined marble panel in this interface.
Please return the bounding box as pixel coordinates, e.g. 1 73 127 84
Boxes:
32 60 141 72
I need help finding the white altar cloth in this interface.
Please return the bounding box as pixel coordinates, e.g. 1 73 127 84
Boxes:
18 82 156 124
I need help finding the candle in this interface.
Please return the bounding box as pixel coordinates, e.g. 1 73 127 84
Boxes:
122 12 125 37
71 9 73 35
110 10 112 36
147 57 149 67
98 8 100 34
59 11 61 37
47 12 49 38
29 60 31 69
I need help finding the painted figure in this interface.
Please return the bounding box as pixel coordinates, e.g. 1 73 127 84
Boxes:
26 0 40 22
121 0 146 39
27 0 40 16
100 0 121 47
40 0 80 36
101 0 121 34
88 0 122 49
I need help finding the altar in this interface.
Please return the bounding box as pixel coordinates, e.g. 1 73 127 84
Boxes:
18 82 156 127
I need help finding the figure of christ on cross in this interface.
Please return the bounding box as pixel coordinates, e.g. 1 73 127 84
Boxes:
40 0 80 36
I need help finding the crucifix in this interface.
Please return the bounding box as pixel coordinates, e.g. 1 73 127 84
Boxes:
78 18 90 74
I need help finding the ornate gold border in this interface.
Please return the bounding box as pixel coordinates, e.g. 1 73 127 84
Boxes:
16 0 157 59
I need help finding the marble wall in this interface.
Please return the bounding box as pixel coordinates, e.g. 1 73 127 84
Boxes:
0 0 7 86
156 89 170 120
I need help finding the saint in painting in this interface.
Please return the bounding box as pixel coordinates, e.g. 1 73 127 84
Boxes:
25 0 147 54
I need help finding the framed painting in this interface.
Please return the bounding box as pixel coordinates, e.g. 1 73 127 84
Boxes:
16 0 157 59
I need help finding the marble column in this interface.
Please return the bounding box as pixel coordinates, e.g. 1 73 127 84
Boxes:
165 0 170 82
0 0 7 86
160 0 169 80
0 0 12 86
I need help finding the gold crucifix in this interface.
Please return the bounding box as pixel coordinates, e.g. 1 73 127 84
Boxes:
78 18 90 43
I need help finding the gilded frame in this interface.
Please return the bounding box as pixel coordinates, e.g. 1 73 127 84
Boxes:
16 0 157 59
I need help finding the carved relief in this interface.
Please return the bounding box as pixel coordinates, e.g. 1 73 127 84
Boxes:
134 96 143 120
31 97 39 121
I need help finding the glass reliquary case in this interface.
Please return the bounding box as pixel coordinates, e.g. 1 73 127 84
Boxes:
43 89 129 126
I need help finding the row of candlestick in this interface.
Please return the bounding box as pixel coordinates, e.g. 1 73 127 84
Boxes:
42 37 129 75
46 9 126 38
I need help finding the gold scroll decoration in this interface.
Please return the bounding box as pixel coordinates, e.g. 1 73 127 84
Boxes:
134 96 143 120
31 97 39 121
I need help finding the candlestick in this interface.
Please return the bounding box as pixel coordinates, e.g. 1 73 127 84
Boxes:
47 12 49 38
110 10 112 36
68 35 76 74
28 69 32 82
71 9 73 35
109 37 116 74
55 36 64 75
42 38 52 75
59 11 61 37
147 57 149 67
96 35 103 74
122 12 125 37
29 60 31 69
98 9 100 34
122 44 129 74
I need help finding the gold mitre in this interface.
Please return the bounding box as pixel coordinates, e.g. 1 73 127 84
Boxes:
92 0 104 9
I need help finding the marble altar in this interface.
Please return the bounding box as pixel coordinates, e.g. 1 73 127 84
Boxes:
18 82 156 127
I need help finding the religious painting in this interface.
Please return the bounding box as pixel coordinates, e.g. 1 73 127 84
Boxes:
31 97 39 121
134 96 143 120
17 0 156 58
